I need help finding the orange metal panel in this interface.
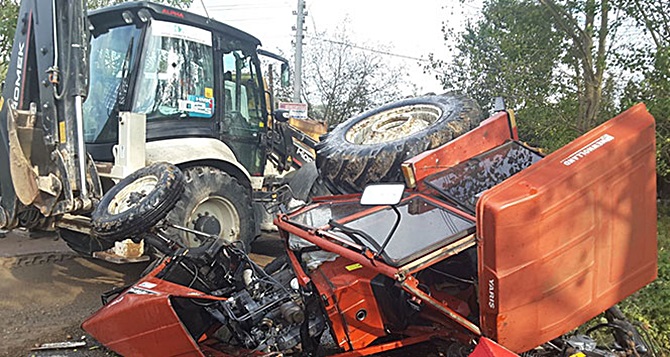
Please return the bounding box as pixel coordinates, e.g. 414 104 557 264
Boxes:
471 338 519 357
310 257 387 350
82 281 205 357
402 112 515 187
476 104 657 352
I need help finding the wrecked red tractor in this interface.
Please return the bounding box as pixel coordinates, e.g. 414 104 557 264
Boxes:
83 103 658 356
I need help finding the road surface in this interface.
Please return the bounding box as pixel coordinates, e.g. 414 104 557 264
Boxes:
0 230 147 357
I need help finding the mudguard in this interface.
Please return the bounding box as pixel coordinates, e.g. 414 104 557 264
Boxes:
477 103 657 352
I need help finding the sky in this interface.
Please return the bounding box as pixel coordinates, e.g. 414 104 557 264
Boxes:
189 0 482 95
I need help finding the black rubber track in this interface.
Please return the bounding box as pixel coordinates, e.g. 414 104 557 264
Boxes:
316 94 482 193
165 166 255 252
91 162 185 241
59 228 114 256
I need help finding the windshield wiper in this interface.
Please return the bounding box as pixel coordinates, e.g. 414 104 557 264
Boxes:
111 38 134 113
328 219 382 253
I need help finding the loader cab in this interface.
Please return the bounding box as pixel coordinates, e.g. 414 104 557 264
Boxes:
84 2 271 175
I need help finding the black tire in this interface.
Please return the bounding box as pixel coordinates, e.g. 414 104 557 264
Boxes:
316 94 482 193
263 255 288 275
91 162 184 241
165 166 255 252
58 229 113 256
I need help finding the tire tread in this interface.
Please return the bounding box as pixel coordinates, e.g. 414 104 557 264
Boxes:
317 94 482 193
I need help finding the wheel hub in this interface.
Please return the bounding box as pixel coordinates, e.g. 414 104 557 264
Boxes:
107 175 158 215
127 191 146 205
192 213 222 236
186 195 241 247
345 104 442 145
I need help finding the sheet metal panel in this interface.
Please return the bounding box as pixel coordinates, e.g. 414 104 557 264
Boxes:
476 104 657 352
402 111 515 187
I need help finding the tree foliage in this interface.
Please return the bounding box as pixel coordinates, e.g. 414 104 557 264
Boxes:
616 0 670 181
431 0 577 150
301 26 411 126
540 0 616 133
0 0 19 79
432 0 669 180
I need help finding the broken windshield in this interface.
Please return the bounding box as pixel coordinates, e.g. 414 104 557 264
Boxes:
425 141 543 213
133 20 214 120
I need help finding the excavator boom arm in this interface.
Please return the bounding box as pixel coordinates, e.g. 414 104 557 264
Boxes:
0 0 96 229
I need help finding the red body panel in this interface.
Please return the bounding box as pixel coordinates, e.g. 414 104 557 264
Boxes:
471 338 519 357
82 262 227 357
82 279 204 357
476 104 657 352
402 111 515 187
309 257 387 350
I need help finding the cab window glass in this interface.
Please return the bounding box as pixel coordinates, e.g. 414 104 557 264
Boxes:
222 50 263 132
221 46 265 173
84 25 141 143
133 20 214 119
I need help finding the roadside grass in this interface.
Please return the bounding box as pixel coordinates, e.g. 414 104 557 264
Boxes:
619 202 670 353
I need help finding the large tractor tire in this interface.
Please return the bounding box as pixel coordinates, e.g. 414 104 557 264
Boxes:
165 166 255 252
58 228 114 257
91 162 184 241
316 94 482 193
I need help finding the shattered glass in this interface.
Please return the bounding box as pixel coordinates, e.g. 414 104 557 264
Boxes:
134 20 214 119
425 141 543 213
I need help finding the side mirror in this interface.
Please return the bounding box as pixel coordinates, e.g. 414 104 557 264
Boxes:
360 183 405 206
280 63 290 88
273 109 290 123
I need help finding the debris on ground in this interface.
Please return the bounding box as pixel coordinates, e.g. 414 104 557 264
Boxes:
31 341 86 351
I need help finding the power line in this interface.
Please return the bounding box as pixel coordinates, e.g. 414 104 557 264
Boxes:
199 0 210 19
216 17 278 22
204 1 291 7
306 36 431 63
207 4 292 10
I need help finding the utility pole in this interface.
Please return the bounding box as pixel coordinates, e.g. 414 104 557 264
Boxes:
292 0 305 103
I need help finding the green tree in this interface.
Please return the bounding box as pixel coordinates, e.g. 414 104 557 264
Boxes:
431 0 632 150
0 0 19 80
616 0 670 183
434 0 670 348
431 0 578 150
539 0 615 133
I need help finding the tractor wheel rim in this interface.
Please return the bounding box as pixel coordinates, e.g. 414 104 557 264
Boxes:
107 175 158 215
344 104 442 145
186 196 241 247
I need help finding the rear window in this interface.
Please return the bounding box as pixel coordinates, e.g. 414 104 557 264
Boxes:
425 141 543 213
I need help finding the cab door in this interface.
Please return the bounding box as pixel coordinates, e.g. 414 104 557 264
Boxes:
217 37 267 176
476 104 657 352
